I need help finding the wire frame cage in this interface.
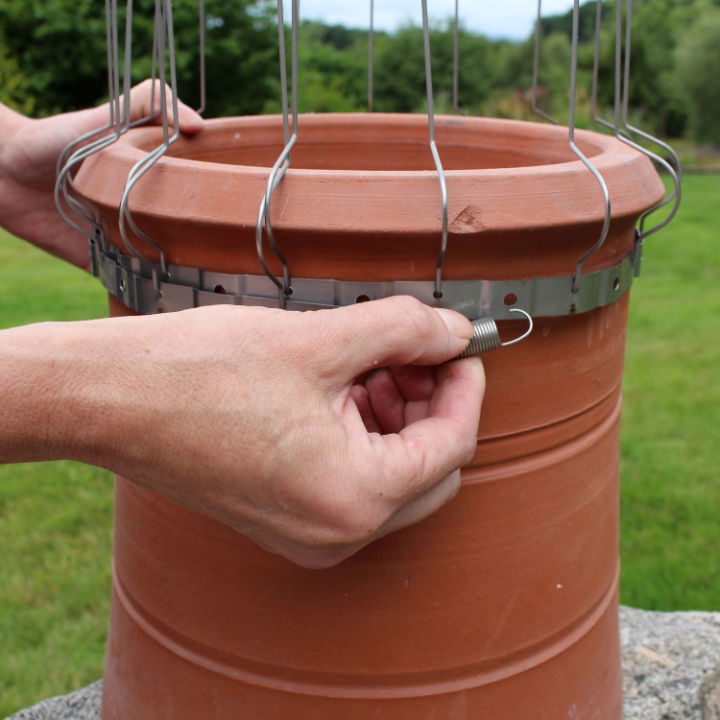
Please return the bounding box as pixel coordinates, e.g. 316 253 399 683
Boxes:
58 0 680 331
56 2 682 719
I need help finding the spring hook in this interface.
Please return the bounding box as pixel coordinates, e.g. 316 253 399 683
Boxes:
457 308 534 358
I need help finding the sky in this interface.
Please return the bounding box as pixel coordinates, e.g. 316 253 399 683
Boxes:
291 1 577 41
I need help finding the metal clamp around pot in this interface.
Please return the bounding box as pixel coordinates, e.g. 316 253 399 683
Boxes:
90 230 642 323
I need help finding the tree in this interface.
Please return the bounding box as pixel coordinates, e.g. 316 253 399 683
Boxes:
622 0 703 137
0 28 36 114
0 0 278 117
535 0 712 137
673 8 720 145
373 22 497 114
3 0 717 143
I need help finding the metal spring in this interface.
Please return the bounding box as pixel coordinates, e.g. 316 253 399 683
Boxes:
457 308 534 358
457 316 500 357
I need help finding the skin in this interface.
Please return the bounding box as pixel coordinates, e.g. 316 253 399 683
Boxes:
0 85 485 568
0 79 203 269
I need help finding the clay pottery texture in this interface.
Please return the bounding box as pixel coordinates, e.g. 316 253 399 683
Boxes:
74 114 664 719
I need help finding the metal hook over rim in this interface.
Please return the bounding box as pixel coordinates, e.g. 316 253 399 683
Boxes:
621 0 682 241
568 0 611 295
421 0 450 300
590 0 682 245
255 0 297 307
116 0 185 297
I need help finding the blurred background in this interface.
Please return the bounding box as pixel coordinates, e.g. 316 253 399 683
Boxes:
2 0 720 151
1 0 718 715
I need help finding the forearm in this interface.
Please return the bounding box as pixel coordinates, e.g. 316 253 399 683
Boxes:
0 103 31 209
0 319 115 464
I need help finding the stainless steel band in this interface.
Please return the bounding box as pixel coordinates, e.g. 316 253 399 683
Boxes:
89 233 643 319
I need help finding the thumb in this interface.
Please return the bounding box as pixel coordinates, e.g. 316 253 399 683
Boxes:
369 356 484 505
313 296 473 382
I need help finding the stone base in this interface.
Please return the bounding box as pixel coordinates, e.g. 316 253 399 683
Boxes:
620 607 720 720
4 681 102 720
5 607 720 720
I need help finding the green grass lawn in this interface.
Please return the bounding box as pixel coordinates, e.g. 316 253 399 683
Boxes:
619 173 720 608
0 236 112 717
1 175 718 715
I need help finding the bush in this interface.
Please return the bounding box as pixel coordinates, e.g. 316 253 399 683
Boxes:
673 9 720 147
0 29 35 114
0 0 278 118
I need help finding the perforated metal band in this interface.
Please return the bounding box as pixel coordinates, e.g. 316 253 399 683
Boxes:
90 233 642 319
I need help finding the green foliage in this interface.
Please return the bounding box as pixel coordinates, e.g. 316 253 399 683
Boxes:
673 9 720 146
0 28 36 114
0 0 114 115
373 22 498 113
174 0 278 117
294 22 367 112
0 0 278 117
537 0 717 137
476 27 569 119
540 0 604 38
621 0 705 137
2 0 720 143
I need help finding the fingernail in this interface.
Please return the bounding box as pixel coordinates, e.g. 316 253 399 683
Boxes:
434 308 473 340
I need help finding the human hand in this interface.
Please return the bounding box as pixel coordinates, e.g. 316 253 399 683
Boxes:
0 80 203 268
3 297 484 568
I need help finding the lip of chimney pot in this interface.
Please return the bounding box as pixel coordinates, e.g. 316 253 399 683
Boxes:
74 113 663 238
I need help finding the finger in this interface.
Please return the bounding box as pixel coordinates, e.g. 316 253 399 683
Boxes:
376 469 461 538
429 357 485 422
403 399 433 426
127 80 204 134
349 384 382 434
309 296 473 384
365 367 438 431
387 364 436 402
380 357 484 501
173 101 205 134
365 369 405 434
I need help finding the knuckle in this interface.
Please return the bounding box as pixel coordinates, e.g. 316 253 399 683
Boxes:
277 473 388 550
317 492 386 546
385 294 424 312
292 547 356 570
460 429 478 465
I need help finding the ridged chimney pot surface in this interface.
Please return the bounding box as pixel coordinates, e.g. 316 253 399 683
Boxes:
71 113 664 720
